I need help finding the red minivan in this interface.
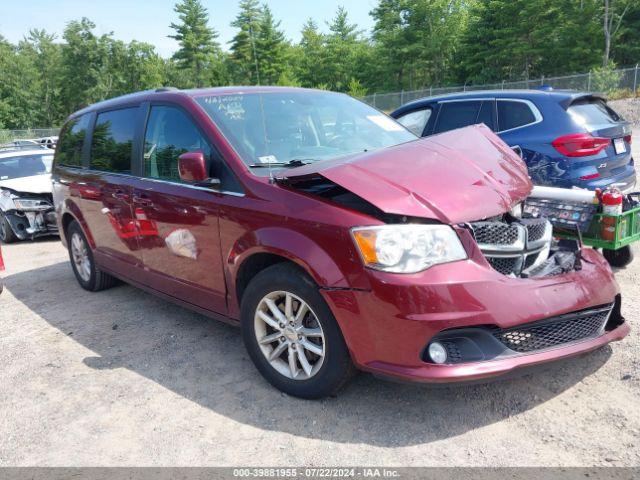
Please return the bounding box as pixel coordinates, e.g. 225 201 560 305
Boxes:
52 87 629 398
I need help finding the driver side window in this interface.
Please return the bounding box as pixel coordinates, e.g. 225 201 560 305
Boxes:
144 105 212 182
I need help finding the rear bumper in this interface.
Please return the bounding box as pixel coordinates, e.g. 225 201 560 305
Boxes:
582 166 636 191
321 248 628 383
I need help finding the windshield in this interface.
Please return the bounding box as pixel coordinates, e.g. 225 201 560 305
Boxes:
0 153 54 181
195 91 416 173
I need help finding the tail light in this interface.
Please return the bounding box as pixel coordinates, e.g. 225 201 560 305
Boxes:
624 134 632 144
552 133 610 157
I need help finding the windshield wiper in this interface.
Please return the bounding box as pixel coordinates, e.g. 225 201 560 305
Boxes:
249 159 314 168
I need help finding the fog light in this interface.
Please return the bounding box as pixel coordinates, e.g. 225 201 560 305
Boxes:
428 342 447 364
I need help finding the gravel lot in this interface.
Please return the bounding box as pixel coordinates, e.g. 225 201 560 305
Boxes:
0 135 639 468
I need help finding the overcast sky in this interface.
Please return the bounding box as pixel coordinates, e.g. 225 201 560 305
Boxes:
1 0 377 56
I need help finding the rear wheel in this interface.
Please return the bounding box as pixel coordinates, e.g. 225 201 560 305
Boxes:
241 263 355 399
67 220 118 291
0 213 19 244
603 246 634 268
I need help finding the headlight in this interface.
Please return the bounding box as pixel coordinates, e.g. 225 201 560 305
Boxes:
351 224 467 273
12 198 51 210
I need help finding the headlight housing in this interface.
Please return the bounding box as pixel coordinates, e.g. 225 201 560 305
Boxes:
351 224 467 273
12 198 51 211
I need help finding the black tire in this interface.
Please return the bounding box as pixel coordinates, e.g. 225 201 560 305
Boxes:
0 213 19 244
240 263 356 399
603 245 634 268
66 220 118 291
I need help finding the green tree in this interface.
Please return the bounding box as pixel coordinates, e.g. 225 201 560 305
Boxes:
324 6 365 91
0 35 41 128
458 0 601 84
371 0 468 91
18 29 63 126
255 4 288 85
295 19 326 87
59 18 109 114
230 0 263 84
169 0 223 87
611 1 640 67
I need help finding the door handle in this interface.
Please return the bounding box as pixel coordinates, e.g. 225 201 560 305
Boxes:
112 190 130 201
133 194 154 207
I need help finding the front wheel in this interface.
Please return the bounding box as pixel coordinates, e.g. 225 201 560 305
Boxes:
240 263 355 399
603 245 634 268
0 213 19 243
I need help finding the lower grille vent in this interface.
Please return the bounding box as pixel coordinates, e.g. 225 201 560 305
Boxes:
493 305 612 353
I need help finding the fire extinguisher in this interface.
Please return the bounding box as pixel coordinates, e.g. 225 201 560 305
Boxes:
600 188 623 241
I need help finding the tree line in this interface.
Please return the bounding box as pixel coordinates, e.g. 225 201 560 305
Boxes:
0 0 638 129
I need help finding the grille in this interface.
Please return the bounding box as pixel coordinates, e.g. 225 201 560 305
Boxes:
473 222 519 245
493 305 612 353
525 221 547 242
471 218 551 276
488 257 520 275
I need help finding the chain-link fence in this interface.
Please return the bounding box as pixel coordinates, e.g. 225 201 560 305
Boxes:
0 127 60 145
363 65 640 112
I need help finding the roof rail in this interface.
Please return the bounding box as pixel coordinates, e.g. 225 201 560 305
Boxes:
155 87 178 93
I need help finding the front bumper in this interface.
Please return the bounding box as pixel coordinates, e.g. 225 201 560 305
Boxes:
321 247 628 383
3 209 58 240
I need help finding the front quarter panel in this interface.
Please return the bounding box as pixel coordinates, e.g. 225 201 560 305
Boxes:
217 187 375 319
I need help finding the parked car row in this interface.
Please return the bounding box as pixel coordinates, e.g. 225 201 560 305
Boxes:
37 86 629 398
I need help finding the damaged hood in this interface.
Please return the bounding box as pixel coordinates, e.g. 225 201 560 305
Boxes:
0 174 52 195
279 124 532 224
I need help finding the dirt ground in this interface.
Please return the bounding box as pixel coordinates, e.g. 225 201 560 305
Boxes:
1 142 639 467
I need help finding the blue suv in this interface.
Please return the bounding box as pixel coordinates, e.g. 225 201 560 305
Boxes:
391 90 636 191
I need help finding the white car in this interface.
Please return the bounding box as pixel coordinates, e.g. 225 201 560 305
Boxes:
0 148 57 243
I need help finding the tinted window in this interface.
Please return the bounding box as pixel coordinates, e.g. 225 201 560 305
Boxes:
90 108 138 173
497 101 537 131
568 100 621 126
57 114 90 167
396 108 432 136
143 106 212 182
477 100 495 131
434 101 482 133
0 153 54 180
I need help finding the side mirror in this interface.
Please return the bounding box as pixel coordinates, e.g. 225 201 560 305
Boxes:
178 151 208 182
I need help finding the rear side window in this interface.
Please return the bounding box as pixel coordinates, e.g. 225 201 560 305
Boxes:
434 101 482 133
143 106 212 182
568 100 621 126
497 100 537 131
56 114 90 167
90 108 138 173
396 108 432 136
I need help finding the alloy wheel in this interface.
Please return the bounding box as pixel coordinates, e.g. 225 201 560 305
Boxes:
254 290 326 380
71 232 91 282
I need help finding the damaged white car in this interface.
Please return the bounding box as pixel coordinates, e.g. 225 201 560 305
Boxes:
0 148 58 243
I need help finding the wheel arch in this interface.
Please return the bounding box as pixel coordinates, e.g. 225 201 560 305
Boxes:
59 201 96 249
226 227 365 318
